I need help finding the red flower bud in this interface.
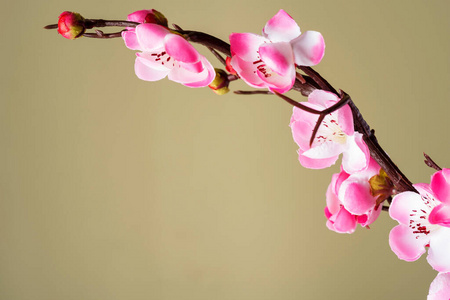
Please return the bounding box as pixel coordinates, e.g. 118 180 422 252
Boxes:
57 11 86 40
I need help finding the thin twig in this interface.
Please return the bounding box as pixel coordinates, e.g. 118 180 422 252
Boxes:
424 153 442 171
234 90 272 95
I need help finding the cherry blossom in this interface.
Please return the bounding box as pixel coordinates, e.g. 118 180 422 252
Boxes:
389 169 450 272
325 159 382 234
290 90 370 173
229 9 325 93
122 23 215 87
428 272 450 300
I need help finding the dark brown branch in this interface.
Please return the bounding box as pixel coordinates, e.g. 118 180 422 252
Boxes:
83 30 125 39
178 30 232 56
234 90 272 95
424 153 442 171
299 66 338 95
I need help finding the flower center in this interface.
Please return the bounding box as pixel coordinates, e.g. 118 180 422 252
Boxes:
253 59 273 78
409 193 440 239
314 114 347 145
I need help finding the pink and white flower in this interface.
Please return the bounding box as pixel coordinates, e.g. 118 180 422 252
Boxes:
325 159 382 234
123 23 215 87
229 9 325 93
428 272 450 300
290 90 370 173
389 169 450 272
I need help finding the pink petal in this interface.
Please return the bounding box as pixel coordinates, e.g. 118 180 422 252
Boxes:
263 9 301 42
360 206 382 227
168 56 215 88
389 224 428 262
259 42 294 76
428 272 450 300
307 89 338 107
127 10 155 23
136 52 171 71
431 169 450 205
341 133 370 173
339 176 375 215
229 56 265 89
390 191 425 225
326 173 341 214
258 68 296 94
291 31 325 66
428 228 450 272
329 207 357 234
302 140 346 159
164 34 200 64
134 57 170 81
229 33 267 62
122 30 141 50
298 152 339 169
337 104 354 136
135 23 169 51
429 204 450 227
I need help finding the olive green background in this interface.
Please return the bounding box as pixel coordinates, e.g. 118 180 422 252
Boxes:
1 0 449 299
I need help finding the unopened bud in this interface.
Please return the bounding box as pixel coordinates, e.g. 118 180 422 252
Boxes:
209 69 230 95
57 11 85 40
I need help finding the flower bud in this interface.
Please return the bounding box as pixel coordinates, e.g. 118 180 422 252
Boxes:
144 9 168 27
57 11 86 40
209 69 230 95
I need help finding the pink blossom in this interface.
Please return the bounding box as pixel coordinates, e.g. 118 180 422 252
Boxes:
229 9 325 93
325 159 382 234
290 90 370 173
123 23 215 87
428 272 450 300
389 169 450 272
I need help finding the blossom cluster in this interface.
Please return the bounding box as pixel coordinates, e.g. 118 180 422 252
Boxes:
52 9 449 298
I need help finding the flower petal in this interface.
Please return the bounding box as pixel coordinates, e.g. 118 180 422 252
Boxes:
339 175 376 215
164 34 200 64
389 224 428 262
263 9 301 42
337 104 354 136
390 191 426 225
127 9 155 23
302 140 346 159
136 23 169 51
122 30 141 50
428 272 450 300
291 30 325 66
229 56 265 89
168 56 215 87
428 227 450 272
307 89 338 107
329 207 357 234
429 203 450 227
229 33 267 62
134 56 170 81
298 152 339 169
341 133 370 173
259 42 294 76
431 169 450 205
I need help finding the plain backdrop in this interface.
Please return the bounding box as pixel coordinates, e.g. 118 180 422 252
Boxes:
1 0 449 299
